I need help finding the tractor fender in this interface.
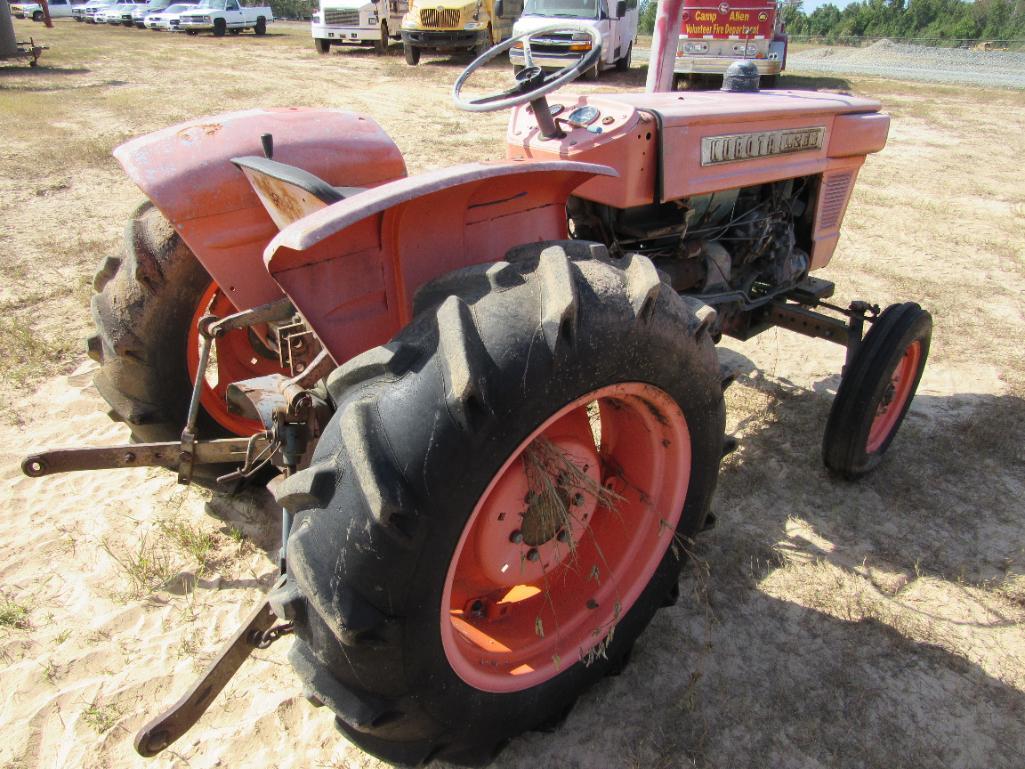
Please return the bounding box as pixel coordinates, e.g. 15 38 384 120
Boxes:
264 160 617 366
113 108 407 309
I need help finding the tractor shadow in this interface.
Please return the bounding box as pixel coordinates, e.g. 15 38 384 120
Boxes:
487 351 1025 769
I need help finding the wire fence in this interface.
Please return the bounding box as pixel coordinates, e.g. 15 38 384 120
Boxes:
788 35 1025 51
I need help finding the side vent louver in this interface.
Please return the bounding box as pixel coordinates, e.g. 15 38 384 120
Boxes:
818 171 854 230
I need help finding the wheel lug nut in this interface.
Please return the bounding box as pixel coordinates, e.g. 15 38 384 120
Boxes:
509 530 524 544
526 548 540 562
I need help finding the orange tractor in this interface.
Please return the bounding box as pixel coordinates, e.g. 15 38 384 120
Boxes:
23 7 930 765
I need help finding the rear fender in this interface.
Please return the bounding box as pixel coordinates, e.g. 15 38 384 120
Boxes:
264 160 616 365
114 109 406 310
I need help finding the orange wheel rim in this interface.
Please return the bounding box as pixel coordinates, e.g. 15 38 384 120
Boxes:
865 339 922 454
441 382 691 693
186 284 285 437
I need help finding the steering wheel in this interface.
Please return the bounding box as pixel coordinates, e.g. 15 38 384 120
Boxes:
452 23 602 116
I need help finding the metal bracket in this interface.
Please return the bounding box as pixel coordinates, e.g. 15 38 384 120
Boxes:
134 575 286 758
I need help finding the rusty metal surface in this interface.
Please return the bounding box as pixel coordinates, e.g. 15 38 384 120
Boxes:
21 437 272 478
265 160 614 255
264 161 614 367
113 109 407 310
134 578 284 757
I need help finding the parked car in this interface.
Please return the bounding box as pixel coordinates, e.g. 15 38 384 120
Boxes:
79 0 117 22
15 0 89 20
144 2 196 29
176 0 272 36
132 0 175 27
101 0 147 24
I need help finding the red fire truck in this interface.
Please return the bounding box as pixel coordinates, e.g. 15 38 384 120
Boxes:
673 0 788 88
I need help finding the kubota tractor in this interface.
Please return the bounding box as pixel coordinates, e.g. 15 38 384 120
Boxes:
22 5 931 765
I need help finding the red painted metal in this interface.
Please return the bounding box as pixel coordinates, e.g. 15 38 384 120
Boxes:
646 0 685 93
441 382 692 692
114 109 407 311
506 89 888 268
866 340 922 453
187 284 285 436
264 161 615 366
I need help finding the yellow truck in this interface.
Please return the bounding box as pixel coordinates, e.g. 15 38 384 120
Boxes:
399 0 522 64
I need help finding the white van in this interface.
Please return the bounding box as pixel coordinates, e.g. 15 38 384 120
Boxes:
507 0 638 80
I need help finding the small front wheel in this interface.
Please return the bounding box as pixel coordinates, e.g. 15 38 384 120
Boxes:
823 302 932 479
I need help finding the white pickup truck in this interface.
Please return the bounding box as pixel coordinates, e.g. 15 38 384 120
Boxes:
177 0 272 35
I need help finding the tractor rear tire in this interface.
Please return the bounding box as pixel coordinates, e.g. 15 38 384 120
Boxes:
276 247 725 764
823 302 931 479
87 202 274 490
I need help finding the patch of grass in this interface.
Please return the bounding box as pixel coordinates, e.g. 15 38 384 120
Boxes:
159 517 215 568
0 598 31 630
82 700 123 734
101 535 178 598
0 316 78 389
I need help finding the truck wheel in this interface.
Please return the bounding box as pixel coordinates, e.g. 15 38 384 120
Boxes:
213 17 226 36
88 202 285 489
403 42 420 64
32 10 43 20
254 16 266 35
315 38 331 54
615 42 632 72
374 21 388 53
277 247 725 764
823 303 931 479
583 58 600 81
761 74 778 88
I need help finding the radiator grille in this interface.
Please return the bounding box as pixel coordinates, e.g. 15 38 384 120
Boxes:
324 8 360 25
818 171 853 229
419 8 461 27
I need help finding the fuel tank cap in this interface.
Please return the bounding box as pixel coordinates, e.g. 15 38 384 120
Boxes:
722 60 760 92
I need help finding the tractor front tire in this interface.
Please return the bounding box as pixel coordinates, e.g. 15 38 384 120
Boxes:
823 302 931 479
87 202 274 490
276 247 725 764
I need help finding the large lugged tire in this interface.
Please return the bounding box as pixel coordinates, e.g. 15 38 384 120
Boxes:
823 302 931 479
88 202 279 489
276 246 725 764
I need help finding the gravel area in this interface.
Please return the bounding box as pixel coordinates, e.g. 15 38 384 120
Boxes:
788 39 1025 89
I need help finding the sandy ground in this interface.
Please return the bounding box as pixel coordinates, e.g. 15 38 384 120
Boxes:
2 19 1025 769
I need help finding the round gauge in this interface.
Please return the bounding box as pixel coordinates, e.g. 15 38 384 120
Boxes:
566 105 600 128
548 103 565 117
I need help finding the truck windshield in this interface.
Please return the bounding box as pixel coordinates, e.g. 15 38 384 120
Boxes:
523 0 599 19
195 0 225 8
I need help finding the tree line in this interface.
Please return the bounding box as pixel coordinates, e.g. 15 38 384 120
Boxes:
640 0 1025 40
